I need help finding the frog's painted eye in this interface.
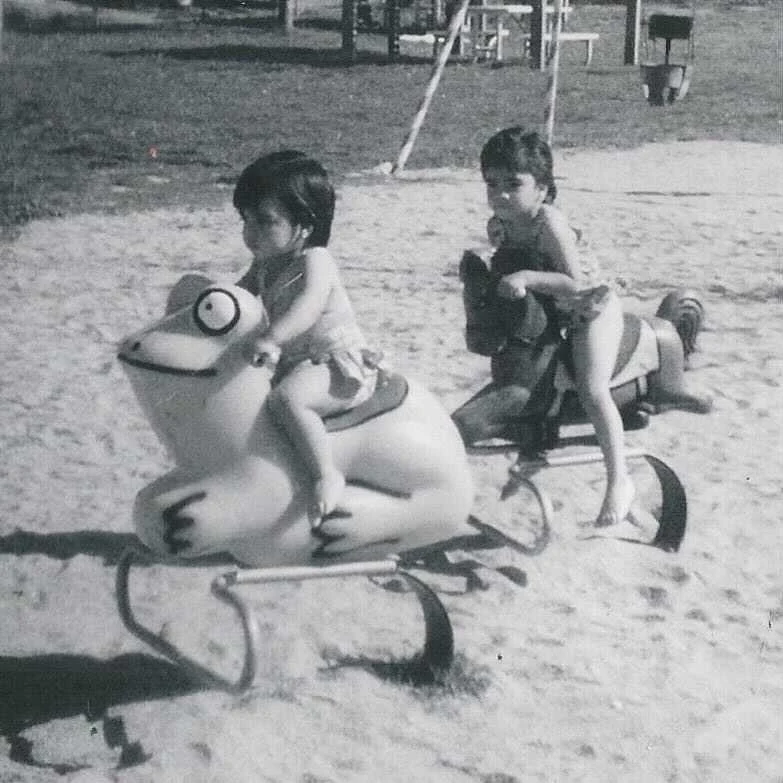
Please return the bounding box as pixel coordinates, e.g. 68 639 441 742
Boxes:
193 288 241 336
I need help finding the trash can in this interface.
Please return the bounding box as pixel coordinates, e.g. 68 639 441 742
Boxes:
640 62 691 105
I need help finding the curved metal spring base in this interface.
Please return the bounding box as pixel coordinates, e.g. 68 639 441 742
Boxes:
470 446 687 553
116 548 454 694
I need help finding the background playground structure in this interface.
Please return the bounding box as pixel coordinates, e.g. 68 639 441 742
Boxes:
1 0 779 229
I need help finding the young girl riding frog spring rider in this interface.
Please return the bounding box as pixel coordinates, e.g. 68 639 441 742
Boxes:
467 127 634 527
233 150 378 526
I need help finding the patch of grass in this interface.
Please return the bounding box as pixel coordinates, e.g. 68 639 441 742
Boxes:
0 2 779 228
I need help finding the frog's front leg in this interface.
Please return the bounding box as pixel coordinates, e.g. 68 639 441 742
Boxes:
133 461 300 560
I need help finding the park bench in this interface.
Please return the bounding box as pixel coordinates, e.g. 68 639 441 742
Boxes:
428 1 598 66
522 29 599 65
431 27 598 65
430 24 511 60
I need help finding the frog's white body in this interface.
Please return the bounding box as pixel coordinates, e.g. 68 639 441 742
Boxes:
118 276 474 566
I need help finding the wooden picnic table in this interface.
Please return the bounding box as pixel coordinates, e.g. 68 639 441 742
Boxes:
464 4 532 60
466 5 530 60
399 0 597 67
464 3 574 62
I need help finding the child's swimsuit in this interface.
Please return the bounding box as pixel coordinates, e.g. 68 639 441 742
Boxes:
491 206 609 333
482 207 611 388
262 254 377 401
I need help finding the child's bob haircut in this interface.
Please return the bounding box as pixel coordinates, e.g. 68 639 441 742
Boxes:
480 127 557 204
233 150 336 247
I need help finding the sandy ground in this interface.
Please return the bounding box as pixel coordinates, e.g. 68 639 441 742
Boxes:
1 141 781 782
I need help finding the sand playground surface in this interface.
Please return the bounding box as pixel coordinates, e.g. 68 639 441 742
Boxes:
1 141 781 782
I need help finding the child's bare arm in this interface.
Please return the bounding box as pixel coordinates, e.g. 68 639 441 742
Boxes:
266 248 336 344
498 208 582 299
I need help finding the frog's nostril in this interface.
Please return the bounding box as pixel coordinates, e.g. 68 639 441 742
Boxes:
131 341 141 351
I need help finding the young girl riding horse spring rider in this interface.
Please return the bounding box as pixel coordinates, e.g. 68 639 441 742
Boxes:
471 127 634 527
234 151 378 525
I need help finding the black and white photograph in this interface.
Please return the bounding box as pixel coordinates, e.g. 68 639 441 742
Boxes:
1 0 780 779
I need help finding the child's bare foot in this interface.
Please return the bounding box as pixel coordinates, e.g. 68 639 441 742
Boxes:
595 476 635 527
311 470 346 528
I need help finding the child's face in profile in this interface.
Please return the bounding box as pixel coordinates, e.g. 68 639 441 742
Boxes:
483 167 547 222
241 196 303 261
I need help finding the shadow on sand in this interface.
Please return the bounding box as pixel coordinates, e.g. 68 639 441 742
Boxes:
0 529 139 566
0 514 539 768
0 529 226 770
0 652 200 772
0 652 199 735
0 528 234 567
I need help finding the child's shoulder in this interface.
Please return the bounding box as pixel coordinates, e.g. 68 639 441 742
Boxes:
539 204 583 246
302 246 337 266
539 203 572 233
300 246 340 284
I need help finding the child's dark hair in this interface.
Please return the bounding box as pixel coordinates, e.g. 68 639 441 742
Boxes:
233 150 336 246
480 127 557 204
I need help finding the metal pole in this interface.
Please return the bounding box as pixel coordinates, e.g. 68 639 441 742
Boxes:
342 0 357 61
624 0 641 65
278 0 295 33
215 557 400 587
391 0 472 174
544 0 563 146
530 0 545 70
387 0 401 60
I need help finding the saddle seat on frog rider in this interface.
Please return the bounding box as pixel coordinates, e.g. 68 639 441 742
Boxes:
324 365 409 432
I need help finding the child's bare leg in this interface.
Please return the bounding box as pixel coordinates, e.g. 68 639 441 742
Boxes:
571 292 634 526
267 363 351 521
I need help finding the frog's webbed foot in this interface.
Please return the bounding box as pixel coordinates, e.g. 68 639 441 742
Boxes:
309 500 351 532
162 491 206 554
310 505 406 561
310 507 364 558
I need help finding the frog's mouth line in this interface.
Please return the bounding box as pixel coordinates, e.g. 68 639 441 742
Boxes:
118 353 218 377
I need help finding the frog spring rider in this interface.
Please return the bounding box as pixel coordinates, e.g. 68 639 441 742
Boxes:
116 268 708 692
116 275 475 691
